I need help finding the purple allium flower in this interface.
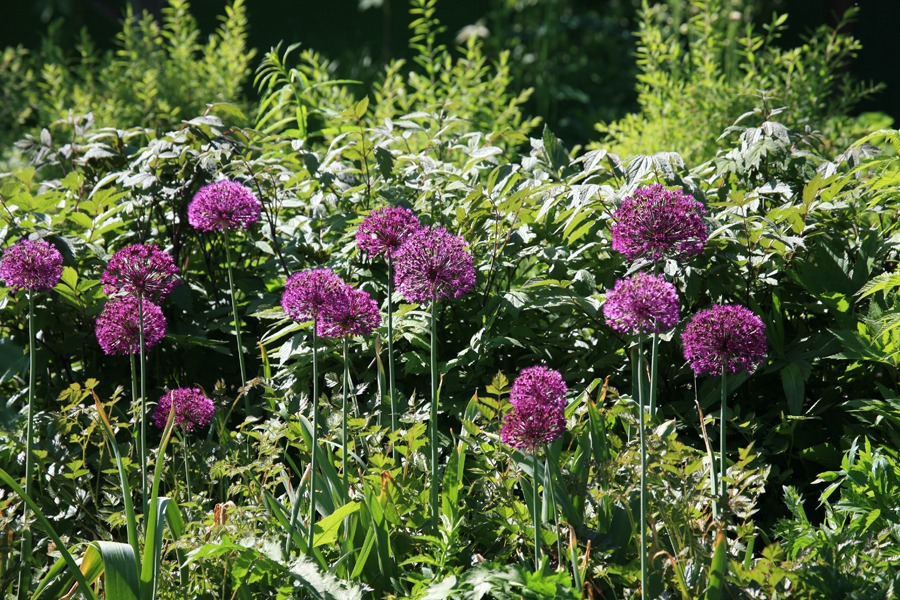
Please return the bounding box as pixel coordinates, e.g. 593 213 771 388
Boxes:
610 184 708 262
509 365 568 411
188 180 262 232
682 304 767 375
101 244 179 301
501 400 566 452
0 239 64 293
356 206 422 259
394 226 475 304
95 295 167 355
603 272 680 335
318 284 382 338
281 268 346 323
153 387 215 432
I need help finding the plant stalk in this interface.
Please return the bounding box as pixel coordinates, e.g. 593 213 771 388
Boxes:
429 300 439 530
342 337 350 499
17 292 36 599
308 323 319 552
720 366 728 517
532 450 540 571
224 238 249 416
649 332 659 419
637 334 648 595
387 257 398 441
138 293 148 517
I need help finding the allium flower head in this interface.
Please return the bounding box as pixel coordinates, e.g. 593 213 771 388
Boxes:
509 365 568 411
610 184 708 262
394 226 475 305
500 399 566 453
188 180 262 231
356 206 422 259
682 304 767 375
603 272 680 335
101 244 179 301
153 387 215 432
0 238 64 292
281 268 346 323
318 284 382 338
95 295 167 355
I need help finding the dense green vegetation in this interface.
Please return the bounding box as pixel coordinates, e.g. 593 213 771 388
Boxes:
1 1 899 598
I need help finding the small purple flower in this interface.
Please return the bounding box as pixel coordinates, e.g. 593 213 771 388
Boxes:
509 366 568 411
101 244 179 301
95 295 167 355
0 239 64 293
394 226 475 305
682 304 767 375
153 387 215 432
610 184 708 262
318 284 382 338
188 180 262 232
603 272 680 335
281 269 346 323
500 399 566 453
356 206 422 259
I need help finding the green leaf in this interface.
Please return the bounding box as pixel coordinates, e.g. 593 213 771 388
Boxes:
313 501 360 547
85 542 141 600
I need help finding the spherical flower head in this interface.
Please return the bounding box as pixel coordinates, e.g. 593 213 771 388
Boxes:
356 206 422 259
318 284 382 338
394 226 475 305
101 244 179 301
188 180 262 232
95 295 167 355
0 238 64 293
500 399 566 453
153 387 215 432
281 268 346 323
509 365 568 411
682 304 767 375
610 184 708 262
603 272 680 335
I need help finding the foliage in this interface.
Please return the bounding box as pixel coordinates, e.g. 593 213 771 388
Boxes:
595 0 885 164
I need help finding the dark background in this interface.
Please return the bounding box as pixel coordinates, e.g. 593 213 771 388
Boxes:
2 0 898 131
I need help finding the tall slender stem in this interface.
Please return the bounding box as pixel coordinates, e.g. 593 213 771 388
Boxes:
719 366 728 517
342 337 350 499
307 324 319 551
224 239 249 417
532 450 540 571
387 257 397 439
637 334 648 595
429 301 439 530
17 292 36 599
649 333 659 419
138 294 148 517
180 433 192 503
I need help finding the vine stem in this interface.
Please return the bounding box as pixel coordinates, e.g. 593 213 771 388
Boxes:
429 300 439 530
138 294 148 517
224 238 249 417
532 450 540 571
17 292 36 599
637 334 648 596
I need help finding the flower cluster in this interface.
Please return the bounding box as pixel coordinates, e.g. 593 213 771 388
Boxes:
318 285 381 338
101 244 179 301
356 206 422 259
153 387 215 432
394 226 476 305
95 295 167 355
682 304 767 375
188 180 262 232
610 184 708 262
501 366 568 453
0 239 64 293
281 269 346 323
603 272 680 335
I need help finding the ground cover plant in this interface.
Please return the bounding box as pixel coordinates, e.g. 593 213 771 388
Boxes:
2 1 900 598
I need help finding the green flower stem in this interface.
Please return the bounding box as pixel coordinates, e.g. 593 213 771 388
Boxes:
342 337 350 499
308 324 319 552
429 301 439 531
179 432 192 503
17 292 35 599
387 257 397 441
138 294 148 517
637 334 648 596
719 366 727 517
224 239 249 416
532 450 540 571
649 332 659 419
